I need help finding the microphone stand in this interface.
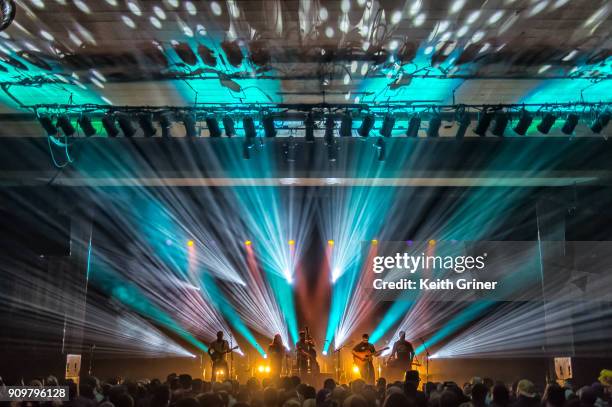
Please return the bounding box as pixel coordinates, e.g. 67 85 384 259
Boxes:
420 338 430 386
88 344 96 376
333 345 345 382
229 333 234 380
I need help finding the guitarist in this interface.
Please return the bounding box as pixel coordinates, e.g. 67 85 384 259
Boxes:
208 331 230 382
352 333 379 384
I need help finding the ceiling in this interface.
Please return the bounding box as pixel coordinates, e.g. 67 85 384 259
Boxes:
0 0 609 115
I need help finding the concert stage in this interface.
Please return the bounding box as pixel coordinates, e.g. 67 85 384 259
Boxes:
0 0 611 395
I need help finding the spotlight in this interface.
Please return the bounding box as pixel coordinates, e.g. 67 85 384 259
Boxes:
513 110 533 136
358 114 375 137
222 116 236 137
491 113 509 137
159 112 173 138
427 115 442 138
328 240 334 246
352 365 360 374
221 40 244 67
305 113 315 142
249 40 271 66
56 115 76 136
78 115 96 137
187 240 194 247
590 111 610 134
102 114 119 137
324 117 335 144
39 115 58 136
183 113 197 138
340 113 353 137
206 117 221 138
455 113 470 139
375 138 386 161
197 44 217 66
380 115 395 137
406 116 421 137
262 114 276 138
173 42 198 66
561 114 579 135
243 117 257 139
117 114 136 137
537 113 557 134
0 0 16 32
473 110 494 136
138 113 156 137
288 239 295 245
245 240 252 246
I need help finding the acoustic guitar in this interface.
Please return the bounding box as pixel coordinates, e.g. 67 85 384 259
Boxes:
210 345 239 363
352 346 390 363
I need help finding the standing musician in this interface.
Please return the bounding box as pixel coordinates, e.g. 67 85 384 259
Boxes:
208 331 230 382
352 333 387 384
268 334 286 379
388 331 415 369
296 328 319 376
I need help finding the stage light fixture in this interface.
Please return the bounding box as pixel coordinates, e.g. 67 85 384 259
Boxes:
138 113 157 137
590 111 610 134
513 110 533 136
78 115 96 137
537 113 557 134
221 40 244 67
328 240 334 246
242 140 251 159
406 116 421 137
327 141 338 162
262 114 276 138
183 113 197 138
117 114 136 137
340 113 353 137
39 115 58 136
283 136 297 162
102 114 119 137
324 117 335 144
491 113 509 137
56 115 76 136
222 116 236 137
305 113 315 142
358 114 375 137
375 138 386 161
427 115 442 138
249 40 271 66
197 44 217 66
187 240 194 247
173 42 198 66
473 110 493 136
0 0 16 32
159 112 173 138
380 115 395 138
243 117 257 139
455 113 471 139
206 117 222 138
561 114 579 135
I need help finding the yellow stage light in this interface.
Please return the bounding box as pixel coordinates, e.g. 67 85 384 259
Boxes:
258 365 265 373
328 240 334 246
288 239 295 245
265 366 271 373
371 239 378 245
429 239 436 245
352 365 360 374
245 240 252 246
187 240 194 247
